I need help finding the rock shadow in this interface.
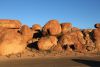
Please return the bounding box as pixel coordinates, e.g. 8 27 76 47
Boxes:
72 59 100 67
27 41 39 50
33 30 42 38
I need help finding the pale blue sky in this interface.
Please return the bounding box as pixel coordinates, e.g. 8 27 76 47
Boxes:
0 0 100 28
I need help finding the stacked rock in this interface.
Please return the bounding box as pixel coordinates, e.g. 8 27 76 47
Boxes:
93 23 100 51
0 19 100 56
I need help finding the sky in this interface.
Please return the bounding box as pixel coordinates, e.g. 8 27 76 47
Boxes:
0 0 100 29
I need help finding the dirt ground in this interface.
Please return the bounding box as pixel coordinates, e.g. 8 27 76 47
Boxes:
0 56 100 67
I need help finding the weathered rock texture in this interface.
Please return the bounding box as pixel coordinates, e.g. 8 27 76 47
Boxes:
38 36 57 50
93 28 100 51
0 19 100 56
0 19 21 29
52 43 63 51
42 20 61 36
82 29 95 51
61 23 72 34
20 25 33 43
0 21 32 56
32 24 42 31
0 29 26 55
59 29 86 52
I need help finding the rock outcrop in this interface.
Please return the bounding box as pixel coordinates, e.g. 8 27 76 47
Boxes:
0 29 26 55
59 28 86 52
38 36 57 50
32 24 42 31
0 22 32 56
61 23 72 34
82 29 95 51
0 19 100 56
72 29 86 51
52 43 63 51
93 28 100 51
20 25 33 43
95 23 100 28
0 19 21 29
31 24 42 38
42 20 61 36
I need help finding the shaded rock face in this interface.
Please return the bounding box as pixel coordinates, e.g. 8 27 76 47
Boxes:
93 28 100 51
42 20 61 36
95 23 100 28
31 24 42 38
0 19 21 29
38 36 58 50
61 23 72 34
0 29 26 55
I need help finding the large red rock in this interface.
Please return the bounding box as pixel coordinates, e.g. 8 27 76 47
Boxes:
32 24 42 31
42 20 61 36
0 19 21 29
31 24 42 38
52 43 63 51
49 36 58 46
38 36 58 50
0 29 26 55
59 30 85 52
71 27 80 32
71 30 86 51
93 28 100 40
20 25 33 43
93 28 100 51
82 29 95 51
59 34 75 51
95 23 100 28
59 34 74 46
61 23 72 34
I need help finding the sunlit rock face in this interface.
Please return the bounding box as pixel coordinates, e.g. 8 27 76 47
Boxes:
0 21 32 56
32 24 42 31
0 19 21 29
31 24 42 39
59 34 74 46
61 23 72 34
59 28 86 52
93 23 100 51
52 43 63 52
82 29 95 51
42 20 61 36
38 36 58 50
0 19 99 56
71 27 80 32
20 25 33 43
0 29 26 55
71 30 86 51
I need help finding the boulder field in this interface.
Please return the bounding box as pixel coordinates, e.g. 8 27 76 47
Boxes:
0 19 100 56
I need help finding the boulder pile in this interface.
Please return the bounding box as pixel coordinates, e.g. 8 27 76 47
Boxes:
0 19 100 56
0 19 33 56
